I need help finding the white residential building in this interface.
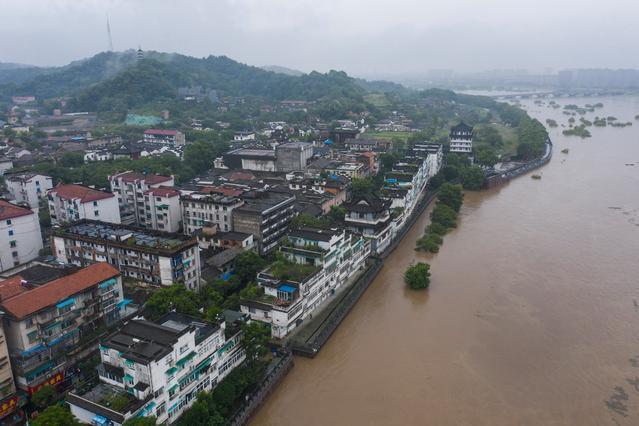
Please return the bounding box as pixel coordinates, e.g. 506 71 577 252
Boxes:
67 313 245 425
5 173 52 210
241 226 368 338
109 171 174 226
342 195 393 255
412 143 444 177
144 187 181 233
181 192 244 235
47 184 120 226
143 129 186 146
449 122 473 154
84 149 113 163
0 200 43 271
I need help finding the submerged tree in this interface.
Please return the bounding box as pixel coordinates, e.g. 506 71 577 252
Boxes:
404 262 431 290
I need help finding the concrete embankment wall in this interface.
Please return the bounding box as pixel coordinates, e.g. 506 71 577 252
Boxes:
486 140 553 188
228 352 294 426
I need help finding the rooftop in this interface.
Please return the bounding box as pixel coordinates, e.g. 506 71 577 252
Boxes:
288 226 340 243
110 171 172 185
0 263 119 319
225 148 276 158
0 200 33 221
57 220 195 251
48 184 114 203
144 186 179 198
144 129 179 136
237 190 295 214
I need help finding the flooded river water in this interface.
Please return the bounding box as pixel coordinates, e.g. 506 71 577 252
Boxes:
251 95 639 425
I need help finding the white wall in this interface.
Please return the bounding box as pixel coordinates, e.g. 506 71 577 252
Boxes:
0 212 42 271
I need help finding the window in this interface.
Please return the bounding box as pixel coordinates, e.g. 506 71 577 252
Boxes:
11 251 18 258
6 220 11 225
179 344 188 355
7 230 12 236
9 241 16 248
93 201 98 207
94 210 99 217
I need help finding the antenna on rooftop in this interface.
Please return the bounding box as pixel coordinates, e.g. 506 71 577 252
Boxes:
106 15 114 52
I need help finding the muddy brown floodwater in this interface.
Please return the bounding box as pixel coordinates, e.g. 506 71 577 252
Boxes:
250 96 639 426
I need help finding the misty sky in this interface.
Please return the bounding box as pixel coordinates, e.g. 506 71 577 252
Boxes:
2 0 639 77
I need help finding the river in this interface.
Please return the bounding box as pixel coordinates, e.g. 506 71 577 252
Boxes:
251 95 639 426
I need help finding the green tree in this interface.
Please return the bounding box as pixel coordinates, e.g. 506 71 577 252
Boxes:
242 321 270 363
124 417 157 426
426 222 448 236
234 250 268 285
460 165 486 190
475 147 498 167
32 405 81 426
145 285 200 320
350 177 376 197
404 262 431 290
431 203 458 229
437 183 464 212
183 140 228 175
31 385 57 408
59 152 84 167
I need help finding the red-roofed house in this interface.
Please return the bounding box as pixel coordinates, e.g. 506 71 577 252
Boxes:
0 200 43 271
0 263 125 393
47 184 120 226
109 171 175 227
143 129 185 146
144 186 181 232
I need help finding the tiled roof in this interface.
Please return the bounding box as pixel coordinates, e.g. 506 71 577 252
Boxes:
0 275 28 302
145 186 179 198
0 200 34 221
49 184 114 203
144 129 178 136
111 171 172 185
0 263 120 319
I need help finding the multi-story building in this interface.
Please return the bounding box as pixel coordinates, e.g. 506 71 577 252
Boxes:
108 171 174 226
181 192 244 235
223 148 277 172
47 184 120 226
241 226 368 338
275 142 313 172
449 122 473 154
412 142 443 177
232 190 296 255
52 220 201 290
0 263 125 394
343 194 393 255
0 317 24 425
143 129 185 146
67 313 245 425
383 156 430 216
143 187 181 233
5 173 52 210
0 200 43 272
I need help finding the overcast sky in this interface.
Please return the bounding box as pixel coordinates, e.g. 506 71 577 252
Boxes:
2 0 639 77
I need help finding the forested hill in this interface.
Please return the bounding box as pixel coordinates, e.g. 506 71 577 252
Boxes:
0 50 373 112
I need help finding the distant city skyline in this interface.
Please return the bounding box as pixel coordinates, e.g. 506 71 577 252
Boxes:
2 0 639 76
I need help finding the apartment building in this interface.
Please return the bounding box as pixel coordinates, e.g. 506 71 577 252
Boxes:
52 221 201 290
0 263 125 394
0 317 23 425
241 226 368 338
181 192 244 235
232 190 295 255
67 313 245 425
108 171 174 226
0 201 43 272
47 184 120 226
144 187 181 233
5 173 52 210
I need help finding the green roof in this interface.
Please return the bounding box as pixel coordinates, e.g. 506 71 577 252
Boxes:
125 114 162 126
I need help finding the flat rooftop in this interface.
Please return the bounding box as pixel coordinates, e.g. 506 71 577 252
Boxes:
237 190 295 214
58 220 194 250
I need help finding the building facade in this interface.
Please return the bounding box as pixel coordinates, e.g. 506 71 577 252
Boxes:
232 190 295 255
275 142 313 172
181 192 244 235
449 122 473 154
143 129 185 146
67 313 245 425
0 201 43 272
0 318 22 424
52 221 201 290
47 185 120 226
108 171 174 227
343 195 393 255
241 226 368 338
5 173 53 210
0 263 125 394
143 187 181 233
